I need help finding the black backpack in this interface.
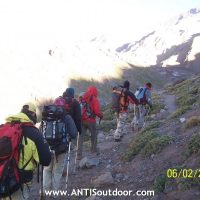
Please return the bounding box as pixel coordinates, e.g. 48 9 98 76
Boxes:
41 105 69 155
42 104 65 121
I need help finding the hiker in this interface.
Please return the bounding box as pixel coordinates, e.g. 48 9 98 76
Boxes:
42 98 78 191
131 82 153 130
0 102 51 200
113 80 139 142
77 86 103 159
63 88 82 136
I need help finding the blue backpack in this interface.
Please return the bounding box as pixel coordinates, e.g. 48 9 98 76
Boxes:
135 87 147 104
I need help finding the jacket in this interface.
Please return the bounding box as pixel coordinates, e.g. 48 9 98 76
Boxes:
69 99 82 134
6 113 51 183
82 86 103 123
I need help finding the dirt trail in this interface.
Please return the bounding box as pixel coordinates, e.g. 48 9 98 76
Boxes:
164 94 177 113
29 91 179 200
62 92 179 200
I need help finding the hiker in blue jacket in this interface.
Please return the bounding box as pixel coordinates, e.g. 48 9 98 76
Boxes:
131 82 153 130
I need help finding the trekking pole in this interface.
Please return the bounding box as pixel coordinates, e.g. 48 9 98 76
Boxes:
62 152 67 177
62 138 71 177
65 141 71 190
73 132 80 175
37 164 40 183
99 117 102 125
40 165 44 200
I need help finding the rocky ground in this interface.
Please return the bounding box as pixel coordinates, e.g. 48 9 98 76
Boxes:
29 68 200 200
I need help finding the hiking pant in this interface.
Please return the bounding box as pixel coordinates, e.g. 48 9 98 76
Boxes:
78 121 97 157
114 112 128 140
43 152 65 192
131 104 146 129
0 183 31 200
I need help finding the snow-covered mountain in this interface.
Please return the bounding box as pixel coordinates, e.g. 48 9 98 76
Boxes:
116 8 200 69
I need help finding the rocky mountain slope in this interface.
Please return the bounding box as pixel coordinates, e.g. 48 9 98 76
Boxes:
116 8 200 71
30 75 200 200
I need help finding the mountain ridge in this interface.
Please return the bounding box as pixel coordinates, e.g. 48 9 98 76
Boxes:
116 7 200 69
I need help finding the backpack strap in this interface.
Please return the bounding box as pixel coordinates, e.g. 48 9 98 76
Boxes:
19 123 33 166
20 136 30 167
21 156 33 170
120 88 128 111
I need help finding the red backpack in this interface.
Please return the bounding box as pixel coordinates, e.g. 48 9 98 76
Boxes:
0 122 33 198
81 95 96 119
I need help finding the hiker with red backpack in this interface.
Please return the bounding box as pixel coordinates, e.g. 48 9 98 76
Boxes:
0 102 51 200
77 86 103 159
112 80 139 142
131 82 153 130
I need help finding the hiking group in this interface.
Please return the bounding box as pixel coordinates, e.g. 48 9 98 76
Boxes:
111 81 152 141
0 81 152 199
